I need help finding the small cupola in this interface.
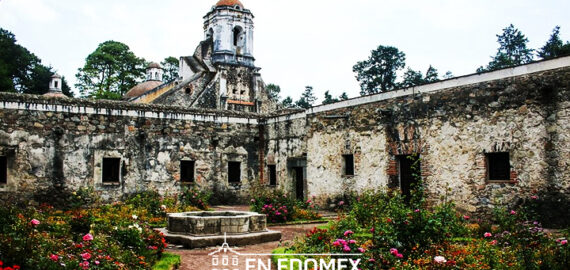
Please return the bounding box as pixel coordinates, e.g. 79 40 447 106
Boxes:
146 62 164 82
44 73 67 98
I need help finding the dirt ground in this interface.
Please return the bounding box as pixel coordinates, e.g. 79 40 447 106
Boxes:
167 206 328 270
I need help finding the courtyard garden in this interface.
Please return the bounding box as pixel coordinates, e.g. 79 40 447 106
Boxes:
278 188 570 270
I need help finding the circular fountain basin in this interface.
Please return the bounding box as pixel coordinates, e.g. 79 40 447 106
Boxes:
167 211 267 236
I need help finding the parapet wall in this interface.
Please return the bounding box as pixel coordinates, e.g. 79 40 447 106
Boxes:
0 93 262 203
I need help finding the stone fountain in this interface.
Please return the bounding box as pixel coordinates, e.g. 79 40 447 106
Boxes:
159 211 281 248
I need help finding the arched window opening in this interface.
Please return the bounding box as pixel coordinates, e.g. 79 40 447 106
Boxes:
206 28 214 39
233 26 243 47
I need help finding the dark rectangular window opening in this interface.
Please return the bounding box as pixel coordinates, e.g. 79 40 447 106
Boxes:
398 154 420 201
102 158 121 183
180 160 195 183
268 165 277 186
343 154 354 176
486 152 510 181
228 162 241 183
0 156 7 185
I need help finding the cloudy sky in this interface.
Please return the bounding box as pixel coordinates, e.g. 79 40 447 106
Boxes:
1 0 569 101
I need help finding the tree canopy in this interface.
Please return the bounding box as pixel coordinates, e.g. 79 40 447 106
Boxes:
353 45 406 95
161 56 179 82
478 24 534 72
538 26 570 60
266 83 281 102
281 96 294 108
295 86 317 109
75 40 146 100
322 91 349 105
400 68 424 88
0 28 72 96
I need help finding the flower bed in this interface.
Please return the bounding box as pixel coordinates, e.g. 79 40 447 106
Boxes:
283 189 570 269
0 189 207 269
249 189 321 223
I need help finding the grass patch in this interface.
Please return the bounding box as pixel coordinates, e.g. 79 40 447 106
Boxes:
152 253 181 270
272 247 303 270
316 222 332 230
268 218 327 226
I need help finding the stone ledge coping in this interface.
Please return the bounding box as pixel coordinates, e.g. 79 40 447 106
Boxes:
2 57 569 125
265 56 570 124
0 93 259 125
168 211 263 219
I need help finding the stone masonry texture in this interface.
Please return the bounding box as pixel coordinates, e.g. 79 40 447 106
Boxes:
1 58 569 216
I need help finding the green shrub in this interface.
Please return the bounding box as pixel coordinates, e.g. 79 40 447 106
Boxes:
179 185 211 210
125 190 164 217
250 189 295 223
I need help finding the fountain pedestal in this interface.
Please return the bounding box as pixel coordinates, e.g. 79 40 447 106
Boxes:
159 211 282 248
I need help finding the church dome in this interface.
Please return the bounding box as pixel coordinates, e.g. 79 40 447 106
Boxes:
215 0 244 8
124 80 163 98
148 62 161 69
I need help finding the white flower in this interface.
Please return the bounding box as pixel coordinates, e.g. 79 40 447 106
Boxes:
161 205 167 210
132 214 138 220
434 256 447 264
128 223 142 233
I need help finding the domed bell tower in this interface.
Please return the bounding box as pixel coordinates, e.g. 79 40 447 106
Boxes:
204 0 255 67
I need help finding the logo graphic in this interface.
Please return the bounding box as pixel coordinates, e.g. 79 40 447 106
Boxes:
208 233 362 270
209 234 241 270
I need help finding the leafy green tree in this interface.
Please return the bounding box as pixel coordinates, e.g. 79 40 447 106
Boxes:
424 65 439 83
443 71 454 79
75 40 146 100
266 83 281 102
353 45 406 95
295 86 317 109
538 26 570 59
160 56 179 82
0 28 39 92
281 96 295 108
479 24 534 72
322 90 340 105
0 28 72 96
400 68 424 88
339 92 349 101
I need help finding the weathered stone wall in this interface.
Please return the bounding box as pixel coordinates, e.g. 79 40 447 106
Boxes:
300 64 570 214
1 57 569 215
264 113 307 198
0 94 261 203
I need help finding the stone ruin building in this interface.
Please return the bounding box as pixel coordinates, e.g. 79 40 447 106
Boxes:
1 0 570 217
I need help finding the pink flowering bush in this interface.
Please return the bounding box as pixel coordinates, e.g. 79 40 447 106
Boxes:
250 189 295 223
250 189 320 223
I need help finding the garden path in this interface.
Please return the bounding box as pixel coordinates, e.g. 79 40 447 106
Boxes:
167 205 331 270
